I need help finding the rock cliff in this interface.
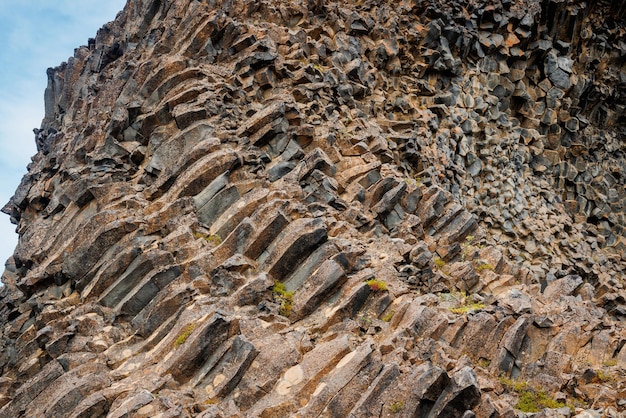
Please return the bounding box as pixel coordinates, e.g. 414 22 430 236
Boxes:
1 0 626 416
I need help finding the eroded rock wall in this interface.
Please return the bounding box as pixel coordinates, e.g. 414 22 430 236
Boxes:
0 0 625 416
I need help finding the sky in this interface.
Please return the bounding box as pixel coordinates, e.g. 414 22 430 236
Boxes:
0 0 127 272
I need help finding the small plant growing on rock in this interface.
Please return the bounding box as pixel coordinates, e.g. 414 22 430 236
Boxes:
596 370 614 383
449 302 485 315
461 236 487 262
405 177 422 187
434 257 446 269
207 234 222 245
447 292 485 315
194 232 222 246
404 178 417 187
463 236 488 260
477 358 491 368
381 309 395 322
365 278 388 292
389 400 404 413
516 389 566 413
602 358 617 367
174 323 196 347
474 261 495 272
499 376 566 413
273 282 294 317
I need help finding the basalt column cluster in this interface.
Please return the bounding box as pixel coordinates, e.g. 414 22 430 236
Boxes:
0 0 625 416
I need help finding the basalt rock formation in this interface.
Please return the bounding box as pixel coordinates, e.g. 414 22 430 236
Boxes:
1 0 626 416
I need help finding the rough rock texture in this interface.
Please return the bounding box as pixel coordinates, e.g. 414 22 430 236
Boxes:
1 0 626 416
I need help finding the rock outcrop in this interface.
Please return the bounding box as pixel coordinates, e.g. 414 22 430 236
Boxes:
1 0 626 416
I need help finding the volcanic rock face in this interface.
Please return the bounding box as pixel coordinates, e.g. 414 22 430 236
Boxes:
1 0 626 416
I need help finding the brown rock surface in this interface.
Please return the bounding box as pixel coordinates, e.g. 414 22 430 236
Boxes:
1 0 626 416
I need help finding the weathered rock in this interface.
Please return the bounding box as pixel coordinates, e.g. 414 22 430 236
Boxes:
428 367 481 417
1 0 626 416
543 275 583 300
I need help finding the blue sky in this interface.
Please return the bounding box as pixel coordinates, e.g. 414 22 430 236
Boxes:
0 1 127 270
